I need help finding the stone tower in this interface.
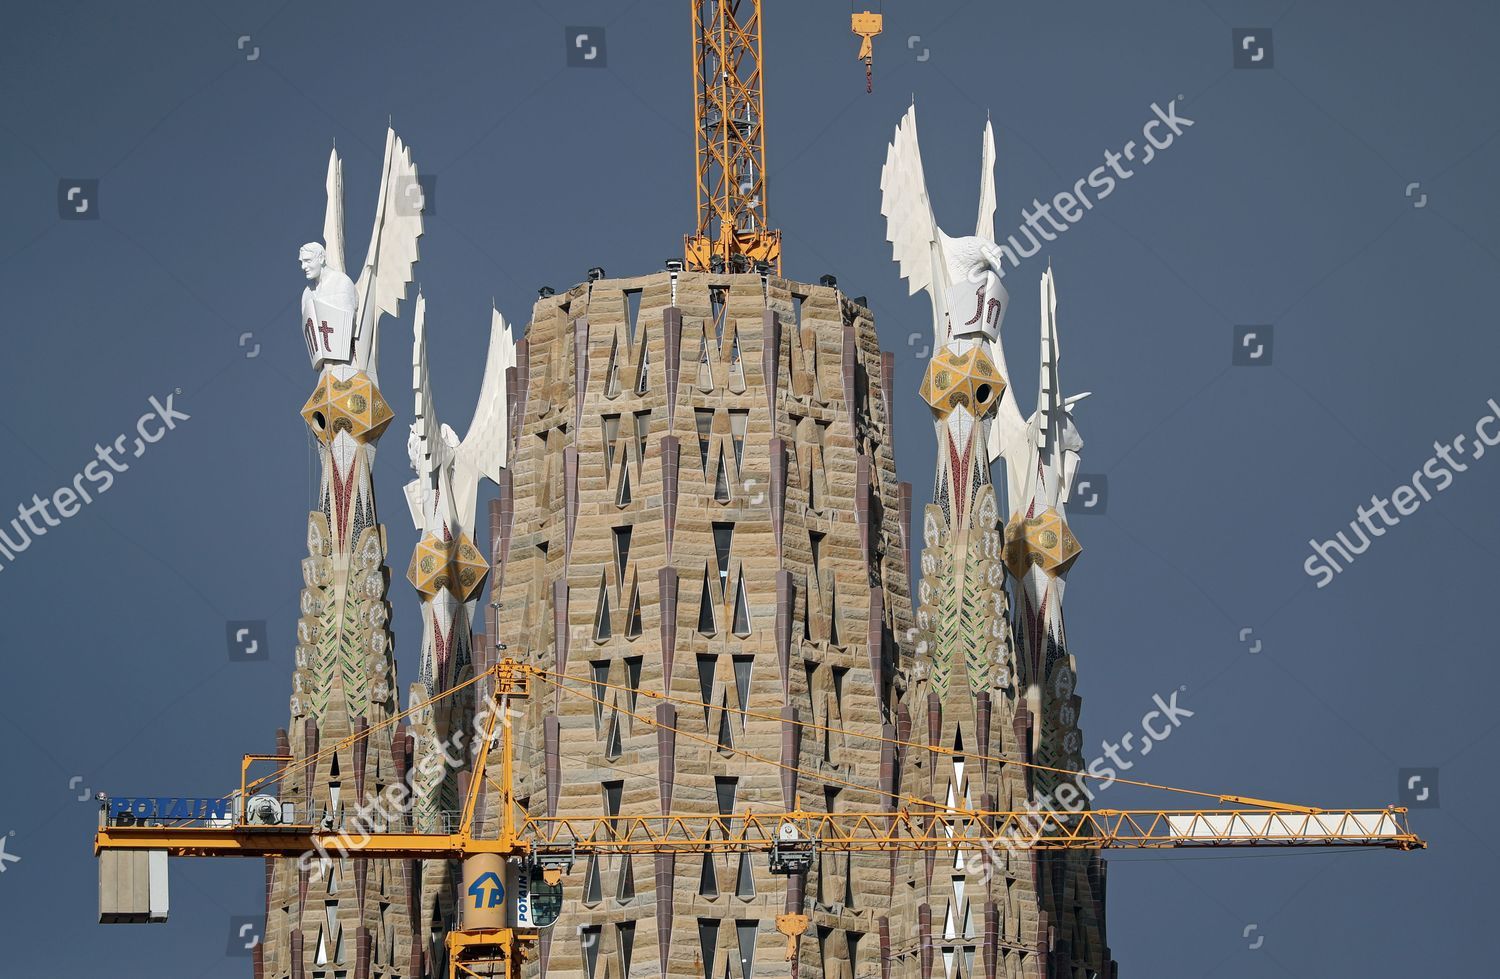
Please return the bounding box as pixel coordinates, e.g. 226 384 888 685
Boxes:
483 270 916 979
261 133 423 979
879 106 1113 979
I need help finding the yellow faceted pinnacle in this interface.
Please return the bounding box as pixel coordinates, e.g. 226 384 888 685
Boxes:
919 345 1005 418
407 531 490 601
1003 507 1082 579
301 370 394 444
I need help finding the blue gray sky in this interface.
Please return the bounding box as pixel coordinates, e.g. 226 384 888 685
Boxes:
2 0 1495 975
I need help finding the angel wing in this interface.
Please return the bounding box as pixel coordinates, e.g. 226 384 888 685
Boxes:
1024 268 1090 507
352 127 424 376
451 307 517 527
880 104 949 329
403 291 438 530
976 117 996 242
322 148 345 273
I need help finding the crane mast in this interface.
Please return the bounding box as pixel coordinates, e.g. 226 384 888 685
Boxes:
685 0 781 273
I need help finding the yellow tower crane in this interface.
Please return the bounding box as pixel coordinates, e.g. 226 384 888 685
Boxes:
685 0 781 274
95 659 1421 978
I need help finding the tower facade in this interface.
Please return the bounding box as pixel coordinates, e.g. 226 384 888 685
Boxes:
485 270 915 979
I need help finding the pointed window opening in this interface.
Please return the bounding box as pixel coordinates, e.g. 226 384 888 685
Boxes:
602 415 620 472
728 331 746 393
593 576 613 642
711 288 727 344
605 709 623 761
636 339 651 394
632 411 650 470
625 582 643 639
731 573 752 638
605 334 622 398
736 920 758 978
624 655 643 711
729 410 748 471
713 451 731 502
716 695 734 752
698 854 719 898
827 580 841 646
715 776 738 816
696 654 716 726
695 409 714 474
732 655 752 719
697 571 717 636
602 779 623 831
698 919 720 979
617 920 637 972
697 330 714 390
735 853 756 900
582 924 603 979
584 857 603 905
616 467 632 507
613 526 633 588
625 289 642 343
591 660 610 731
712 523 734 590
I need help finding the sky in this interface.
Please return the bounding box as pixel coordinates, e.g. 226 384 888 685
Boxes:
2 0 1497 975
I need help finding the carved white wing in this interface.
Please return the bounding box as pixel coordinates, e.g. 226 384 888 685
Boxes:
976 117 996 242
880 104 944 299
410 291 439 474
353 128 424 373
322 148 346 273
459 308 516 481
403 291 436 530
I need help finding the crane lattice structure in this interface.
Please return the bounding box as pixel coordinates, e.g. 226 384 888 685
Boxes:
95 659 1423 979
685 0 781 274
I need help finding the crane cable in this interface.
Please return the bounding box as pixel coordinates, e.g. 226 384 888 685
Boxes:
531 666 1323 813
238 663 495 798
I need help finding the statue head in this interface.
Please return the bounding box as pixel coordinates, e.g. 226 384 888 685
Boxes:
299 242 327 282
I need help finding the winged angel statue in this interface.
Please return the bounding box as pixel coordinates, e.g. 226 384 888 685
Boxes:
299 128 424 385
879 104 1088 526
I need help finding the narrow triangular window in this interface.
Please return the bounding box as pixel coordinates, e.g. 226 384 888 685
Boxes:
697 329 714 391
625 579 643 639
717 695 734 752
727 329 746 394
698 853 719 898
695 409 714 474
584 856 603 905
617 920 637 972
605 708 623 761
624 656 643 711
697 570 717 636
736 919 758 977
616 466 632 507
731 573 752 638
605 334 622 398
736 852 756 900
593 575 612 641
732 656 752 717
714 452 730 502
635 334 651 394
696 654 716 726
699 919 720 979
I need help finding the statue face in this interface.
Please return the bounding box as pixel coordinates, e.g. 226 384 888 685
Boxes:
299 245 326 281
